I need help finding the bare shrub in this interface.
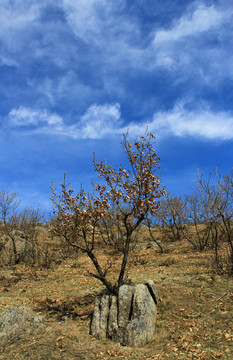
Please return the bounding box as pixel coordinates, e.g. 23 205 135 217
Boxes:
197 169 233 274
184 190 213 251
12 206 47 265
0 196 51 267
0 190 21 264
144 217 164 253
149 194 187 245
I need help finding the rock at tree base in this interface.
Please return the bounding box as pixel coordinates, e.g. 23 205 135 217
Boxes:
90 280 158 347
0 306 45 347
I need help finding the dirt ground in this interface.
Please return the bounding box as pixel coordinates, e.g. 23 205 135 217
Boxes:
0 237 232 360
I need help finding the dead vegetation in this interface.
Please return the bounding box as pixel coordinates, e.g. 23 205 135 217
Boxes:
0 228 232 360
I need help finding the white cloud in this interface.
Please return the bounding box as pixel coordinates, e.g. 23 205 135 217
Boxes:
62 0 105 42
8 103 122 139
62 0 128 44
9 107 63 127
1 0 231 100
0 1 48 67
153 4 227 45
147 2 233 83
0 55 18 67
8 102 233 141
79 103 122 138
0 1 40 48
0 1 39 31
148 104 233 140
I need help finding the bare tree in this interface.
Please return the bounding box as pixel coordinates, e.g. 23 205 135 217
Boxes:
0 190 21 225
51 130 166 294
12 206 47 265
0 190 48 266
145 216 164 253
0 190 21 264
156 194 187 242
184 190 212 251
197 169 233 273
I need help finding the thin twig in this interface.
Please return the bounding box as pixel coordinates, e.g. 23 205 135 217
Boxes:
216 292 229 301
158 340 169 350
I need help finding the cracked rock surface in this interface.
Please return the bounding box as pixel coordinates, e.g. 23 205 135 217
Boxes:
90 280 158 347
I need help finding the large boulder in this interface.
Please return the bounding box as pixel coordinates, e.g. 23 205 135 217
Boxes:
90 280 158 347
0 306 45 347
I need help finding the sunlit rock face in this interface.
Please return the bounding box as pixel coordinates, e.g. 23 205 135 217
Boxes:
90 280 158 347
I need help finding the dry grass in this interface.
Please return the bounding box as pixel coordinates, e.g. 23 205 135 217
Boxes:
0 231 232 360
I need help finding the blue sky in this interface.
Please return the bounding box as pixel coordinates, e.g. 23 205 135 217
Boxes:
0 0 232 211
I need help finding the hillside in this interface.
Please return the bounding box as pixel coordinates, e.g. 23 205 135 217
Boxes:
0 232 232 360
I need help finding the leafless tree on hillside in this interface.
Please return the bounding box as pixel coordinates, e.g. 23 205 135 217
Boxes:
51 130 166 294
